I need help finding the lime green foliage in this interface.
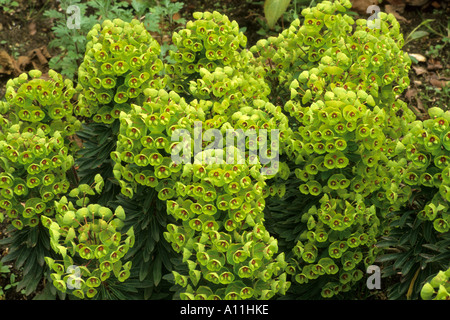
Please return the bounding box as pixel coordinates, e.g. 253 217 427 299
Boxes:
255 0 410 106
44 0 186 80
421 268 450 300
2 69 79 133
0 70 81 296
0 1 448 301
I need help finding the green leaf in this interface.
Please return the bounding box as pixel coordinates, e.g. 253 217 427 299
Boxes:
68 188 80 198
153 255 162 286
421 282 435 300
65 227 76 242
190 269 201 287
323 66 344 76
375 252 404 263
409 30 429 41
131 0 148 16
113 261 123 278
264 0 291 29
115 205 126 220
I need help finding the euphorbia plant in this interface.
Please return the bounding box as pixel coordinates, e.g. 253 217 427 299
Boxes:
0 69 80 230
111 72 291 300
42 177 135 299
0 69 81 295
375 107 450 299
399 107 450 234
421 267 450 300
76 18 166 123
166 10 250 95
1 1 447 301
249 0 417 298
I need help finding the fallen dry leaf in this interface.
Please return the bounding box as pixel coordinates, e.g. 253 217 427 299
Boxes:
385 4 411 23
404 84 427 119
17 55 31 71
385 0 406 13
172 13 181 21
0 50 21 76
350 0 379 15
415 97 426 117
28 21 37 36
411 94 427 119
431 1 441 8
30 46 50 65
0 46 50 77
405 88 417 101
412 65 428 75
409 53 427 62
429 77 448 89
427 59 443 70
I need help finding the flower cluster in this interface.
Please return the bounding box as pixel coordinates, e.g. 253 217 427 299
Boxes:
110 89 191 199
398 107 450 233
254 0 410 105
290 195 380 297
43 178 135 299
76 19 165 123
0 70 79 229
420 267 450 300
166 11 249 94
2 69 79 138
